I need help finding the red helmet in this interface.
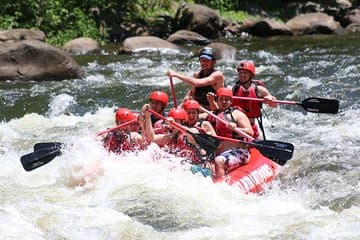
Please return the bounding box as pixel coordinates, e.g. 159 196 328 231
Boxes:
216 87 233 98
183 99 200 111
149 91 169 106
168 108 188 121
115 108 137 122
237 61 255 76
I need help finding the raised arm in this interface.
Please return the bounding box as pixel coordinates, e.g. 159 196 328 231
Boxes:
167 69 224 88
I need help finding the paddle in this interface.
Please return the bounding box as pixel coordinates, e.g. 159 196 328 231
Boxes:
214 135 293 166
147 109 220 154
20 146 62 171
169 76 178 108
22 119 139 171
148 109 293 165
199 106 254 140
34 142 63 152
97 119 137 136
199 106 294 165
232 96 339 114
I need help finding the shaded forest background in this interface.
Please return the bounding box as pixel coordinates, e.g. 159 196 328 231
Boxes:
1 0 359 45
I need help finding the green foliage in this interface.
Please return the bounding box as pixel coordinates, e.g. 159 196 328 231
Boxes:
0 0 182 45
0 15 20 29
195 0 240 11
0 0 313 45
0 0 101 45
221 10 258 22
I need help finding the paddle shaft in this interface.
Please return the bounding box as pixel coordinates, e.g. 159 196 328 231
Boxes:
232 96 297 105
232 96 339 114
97 119 137 136
199 106 254 140
147 109 187 133
169 76 177 108
214 135 289 152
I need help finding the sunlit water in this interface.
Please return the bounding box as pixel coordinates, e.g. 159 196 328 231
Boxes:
1 34 359 239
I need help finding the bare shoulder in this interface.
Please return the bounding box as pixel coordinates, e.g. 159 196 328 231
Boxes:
210 70 224 86
233 108 248 118
193 71 200 78
257 85 271 96
211 70 224 79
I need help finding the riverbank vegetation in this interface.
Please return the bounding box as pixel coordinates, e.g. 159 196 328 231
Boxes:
1 0 359 45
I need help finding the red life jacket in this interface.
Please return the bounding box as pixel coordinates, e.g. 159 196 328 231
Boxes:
103 131 132 153
232 80 264 118
215 107 246 139
163 132 199 163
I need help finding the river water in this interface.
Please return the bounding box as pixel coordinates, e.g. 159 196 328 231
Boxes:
1 34 359 239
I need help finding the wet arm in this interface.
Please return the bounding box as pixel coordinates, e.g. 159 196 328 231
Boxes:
258 86 278 108
168 70 224 88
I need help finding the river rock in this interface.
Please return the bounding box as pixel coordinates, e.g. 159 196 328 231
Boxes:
243 19 292 37
167 30 210 45
0 40 83 81
206 42 237 60
63 37 100 55
119 36 180 53
286 12 344 35
345 9 360 25
346 23 360 32
0 29 45 42
175 3 222 39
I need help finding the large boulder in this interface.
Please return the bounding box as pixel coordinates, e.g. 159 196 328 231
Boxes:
346 23 360 32
243 19 293 37
206 42 237 60
167 30 210 45
63 37 100 55
344 9 360 25
286 12 344 35
0 40 83 81
119 36 180 54
175 3 222 39
0 29 45 42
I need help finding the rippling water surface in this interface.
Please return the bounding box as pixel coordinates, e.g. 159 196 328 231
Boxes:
1 34 359 240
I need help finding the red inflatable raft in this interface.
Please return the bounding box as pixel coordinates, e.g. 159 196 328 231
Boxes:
213 148 279 194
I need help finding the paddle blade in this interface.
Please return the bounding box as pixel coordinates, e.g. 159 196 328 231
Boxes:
190 132 220 155
252 140 294 166
301 97 339 114
20 148 62 171
34 142 63 152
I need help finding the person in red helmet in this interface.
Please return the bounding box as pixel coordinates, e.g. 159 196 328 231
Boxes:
182 99 216 136
231 61 277 139
148 90 169 128
142 104 207 163
210 87 254 179
115 108 140 132
102 108 145 154
166 47 224 109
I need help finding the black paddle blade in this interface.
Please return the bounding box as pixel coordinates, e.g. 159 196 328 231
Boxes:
34 142 63 152
300 97 339 114
190 132 220 155
20 148 62 171
252 140 294 166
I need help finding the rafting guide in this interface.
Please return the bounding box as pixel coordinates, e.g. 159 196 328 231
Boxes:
166 47 224 109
